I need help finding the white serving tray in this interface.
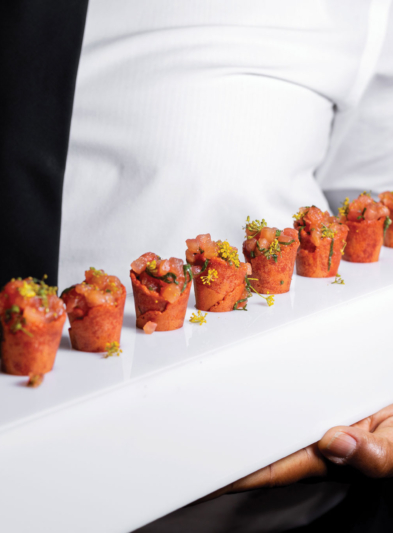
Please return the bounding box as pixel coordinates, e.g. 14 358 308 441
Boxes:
1 248 392 433
1 249 393 533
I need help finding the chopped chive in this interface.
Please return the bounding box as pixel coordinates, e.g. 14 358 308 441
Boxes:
384 216 392 236
233 298 248 311
181 264 193 294
328 239 334 271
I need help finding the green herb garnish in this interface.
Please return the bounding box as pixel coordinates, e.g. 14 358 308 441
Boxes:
201 259 209 272
328 239 334 271
357 207 367 220
278 240 295 246
181 264 193 294
233 298 248 311
384 216 392 236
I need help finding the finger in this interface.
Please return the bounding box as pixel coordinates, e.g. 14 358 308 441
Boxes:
319 425 393 478
352 404 393 433
193 444 327 505
230 444 327 491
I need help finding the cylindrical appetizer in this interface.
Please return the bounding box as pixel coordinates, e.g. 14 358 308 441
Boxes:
130 254 192 331
378 191 393 248
338 193 390 263
293 206 348 278
61 267 126 352
186 234 250 312
0 277 66 375
242 218 299 294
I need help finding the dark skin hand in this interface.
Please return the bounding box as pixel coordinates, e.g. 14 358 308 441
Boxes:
199 404 393 502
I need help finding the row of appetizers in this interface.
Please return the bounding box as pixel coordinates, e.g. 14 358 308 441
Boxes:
0 192 392 383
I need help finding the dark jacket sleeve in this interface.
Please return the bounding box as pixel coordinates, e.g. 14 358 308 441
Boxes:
0 0 89 287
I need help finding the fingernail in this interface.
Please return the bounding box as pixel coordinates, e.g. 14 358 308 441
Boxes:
326 431 357 458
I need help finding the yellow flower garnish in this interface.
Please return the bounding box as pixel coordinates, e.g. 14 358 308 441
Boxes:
18 281 37 298
146 260 157 271
338 197 350 217
262 291 275 307
268 239 280 255
89 267 106 276
258 239 281 262
244 216 267 239
332 274 345 285
104 341 122 358
292 211 304 221
217 240 240 268
200 268 218 285
17 277 57 312
189 310 207 326
341 241 347 255
360 191 371 197
321 224 337 239
245 278 274 307
106 281 119 293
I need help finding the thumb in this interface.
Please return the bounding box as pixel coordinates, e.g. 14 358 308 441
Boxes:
318 425 393 478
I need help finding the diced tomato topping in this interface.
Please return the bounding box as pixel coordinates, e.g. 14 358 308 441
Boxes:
186 249 196 264
379 191 393 211
185 238 200 254
278 233 291 243
294 206 348 248
61 268 124 319
143 321 157 334
243 224 298 254
131 252 157 275
282 228 299 240
157 259 171 277
343 194 389 222
161 284 181 303
131 253 187 304
244 237 257 253
256 237 270 254
185 234 219 265
259 227 277 242
0 278 65 333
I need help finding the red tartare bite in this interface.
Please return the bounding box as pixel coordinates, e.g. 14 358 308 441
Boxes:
186 234 250 312
338 193 390 263
242 218 299 294
293 206 348 278
0 277 66 375
378 191 393 248
61 267 126 352
130 253 192 331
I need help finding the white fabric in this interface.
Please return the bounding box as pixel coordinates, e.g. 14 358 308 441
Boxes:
59 1 392 530
317 1 393 194
59 0 391 290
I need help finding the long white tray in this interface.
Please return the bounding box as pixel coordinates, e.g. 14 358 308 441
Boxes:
1 248 393 433
1 249 393 533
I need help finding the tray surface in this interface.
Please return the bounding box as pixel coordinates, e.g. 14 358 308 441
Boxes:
1 247 392 433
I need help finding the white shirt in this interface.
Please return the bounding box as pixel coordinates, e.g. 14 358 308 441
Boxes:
59 0 392 289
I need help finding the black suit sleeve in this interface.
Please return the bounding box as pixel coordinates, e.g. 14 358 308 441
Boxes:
0 0 89 287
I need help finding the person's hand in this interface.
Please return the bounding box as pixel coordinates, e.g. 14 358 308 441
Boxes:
198 404 393 503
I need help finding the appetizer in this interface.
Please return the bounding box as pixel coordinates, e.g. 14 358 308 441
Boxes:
338 193 390 262
0 277 66 375
130 253 192 331
186 234 250 312
242 218 299 294
378 191 393 248
61 267 126 351
293 206 348 278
